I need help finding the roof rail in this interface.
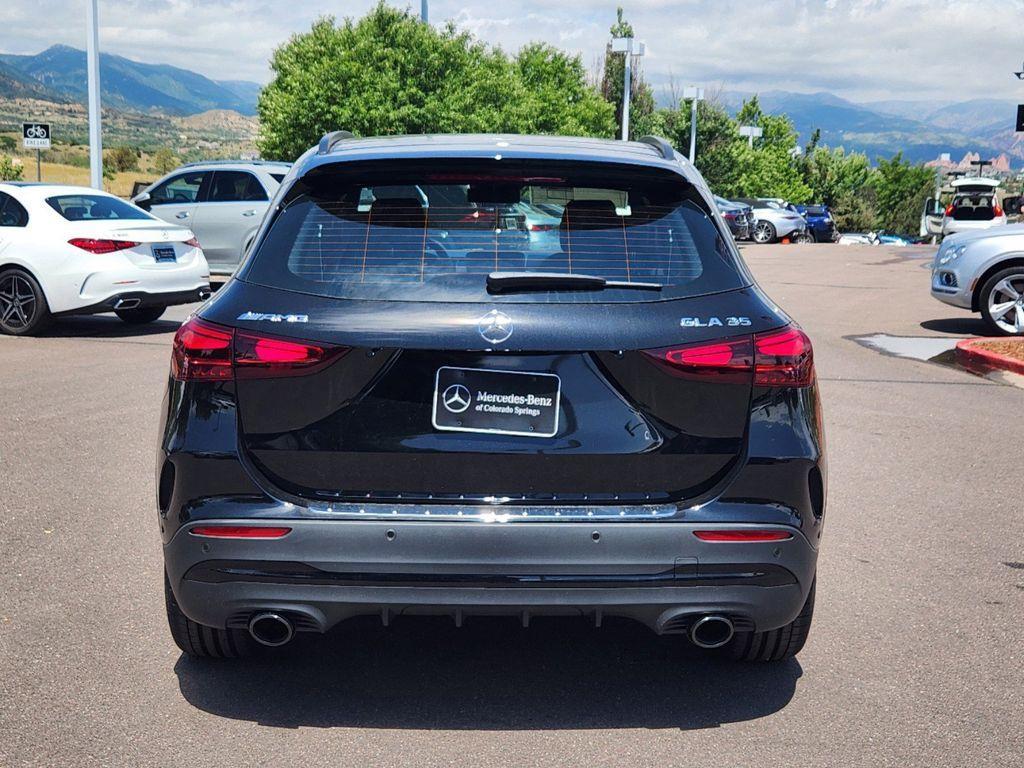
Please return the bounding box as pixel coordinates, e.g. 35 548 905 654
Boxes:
317 130 355 155
179 159 290 168
638 135 676 161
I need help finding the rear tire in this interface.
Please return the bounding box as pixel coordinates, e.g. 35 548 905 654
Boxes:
752 221 776 244
794 231 814 244
726 580 815 662
115 306 166 324
0 267 52 336
164 572 251 659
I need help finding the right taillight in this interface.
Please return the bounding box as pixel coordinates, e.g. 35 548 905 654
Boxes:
945 204 954 216
171 317 347 382
643 336 753 381
754 326 814 387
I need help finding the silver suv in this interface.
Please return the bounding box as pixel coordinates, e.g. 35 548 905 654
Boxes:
133 161 291 276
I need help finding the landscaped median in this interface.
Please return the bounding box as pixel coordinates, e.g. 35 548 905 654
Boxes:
955 338 1024 377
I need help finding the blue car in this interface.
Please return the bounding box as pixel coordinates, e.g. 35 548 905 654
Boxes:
791 204 838 243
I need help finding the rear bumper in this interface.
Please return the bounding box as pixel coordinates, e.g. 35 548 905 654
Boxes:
55 285 211 316
165 518 818 636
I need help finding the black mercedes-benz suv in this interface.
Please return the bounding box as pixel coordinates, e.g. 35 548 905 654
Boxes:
159 133 825 662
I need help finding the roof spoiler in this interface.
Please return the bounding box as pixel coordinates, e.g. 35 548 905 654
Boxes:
638 135 676 161
317 130 355 155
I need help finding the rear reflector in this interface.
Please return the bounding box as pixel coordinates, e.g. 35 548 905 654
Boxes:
694 529 793 542
171 317 347 381
189 525 292 539
754 326 814 387
68 238 140 254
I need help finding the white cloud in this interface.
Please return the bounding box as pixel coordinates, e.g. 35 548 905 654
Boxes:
0 0 1021 102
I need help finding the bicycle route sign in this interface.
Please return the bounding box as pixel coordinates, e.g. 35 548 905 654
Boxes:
23 123 51 149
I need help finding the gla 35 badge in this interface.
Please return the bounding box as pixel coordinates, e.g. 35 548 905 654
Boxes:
680 316 752 328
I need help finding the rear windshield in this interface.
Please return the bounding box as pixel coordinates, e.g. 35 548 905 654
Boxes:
47 194 152 221
243 159 749 303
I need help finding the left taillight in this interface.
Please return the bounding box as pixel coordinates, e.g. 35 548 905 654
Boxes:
183 237 201 249
171 317 346 382
68 238 140 254
171 318 233 381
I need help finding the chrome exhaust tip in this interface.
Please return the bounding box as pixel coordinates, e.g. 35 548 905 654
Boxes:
114 297 141 310
248 612 294 647
689 615 735 649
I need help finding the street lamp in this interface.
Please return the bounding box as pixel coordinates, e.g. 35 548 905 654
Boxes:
739 125 763 148
86 0 103 189
611 36 645 141
682 86 704 164
421 0 428 23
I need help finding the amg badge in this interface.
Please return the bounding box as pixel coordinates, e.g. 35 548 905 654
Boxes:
237 311 309 323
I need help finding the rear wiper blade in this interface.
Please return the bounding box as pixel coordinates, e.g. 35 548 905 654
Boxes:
486 272 662 294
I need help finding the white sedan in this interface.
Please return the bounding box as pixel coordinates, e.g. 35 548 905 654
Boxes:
0 183 210 335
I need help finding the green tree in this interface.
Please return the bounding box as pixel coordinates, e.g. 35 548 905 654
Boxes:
152 147 179 175
731 98 811 202
0 135 16 151
660 97 746 195
870 152 934 234
107 145 139 173
832 188 877 232
0 155 23 181
801 145 871 207
599 7 656 139
257 4 612 160
514 43 615 137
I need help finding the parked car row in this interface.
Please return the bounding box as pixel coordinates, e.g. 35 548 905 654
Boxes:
712 196 839 244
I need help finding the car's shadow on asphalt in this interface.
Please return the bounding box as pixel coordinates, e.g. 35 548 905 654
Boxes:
920 317 989 336
174 616 802 730
36 315 180 339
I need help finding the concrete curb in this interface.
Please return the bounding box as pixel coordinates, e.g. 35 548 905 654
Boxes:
955 338 1024 376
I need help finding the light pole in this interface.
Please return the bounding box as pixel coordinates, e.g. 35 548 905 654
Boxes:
421 0 428 23
739 125 763 149
86 0 103 189
611 37 644 141
683 86 703 163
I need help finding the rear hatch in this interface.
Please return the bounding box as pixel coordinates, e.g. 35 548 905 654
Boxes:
215 158 781 506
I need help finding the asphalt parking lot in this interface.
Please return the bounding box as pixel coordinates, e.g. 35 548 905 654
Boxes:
1 243 1022 767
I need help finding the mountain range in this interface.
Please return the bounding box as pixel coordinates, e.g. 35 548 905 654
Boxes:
715 90 1021 167
1 45 1019 167
0 45 259 115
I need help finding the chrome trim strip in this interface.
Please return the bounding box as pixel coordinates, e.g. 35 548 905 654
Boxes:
304 501 683 522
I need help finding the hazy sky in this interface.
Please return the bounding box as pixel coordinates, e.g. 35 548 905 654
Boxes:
3 0 1023 104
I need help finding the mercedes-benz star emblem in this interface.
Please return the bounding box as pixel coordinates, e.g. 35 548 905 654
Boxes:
442 384 471 414
477 309 513 344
